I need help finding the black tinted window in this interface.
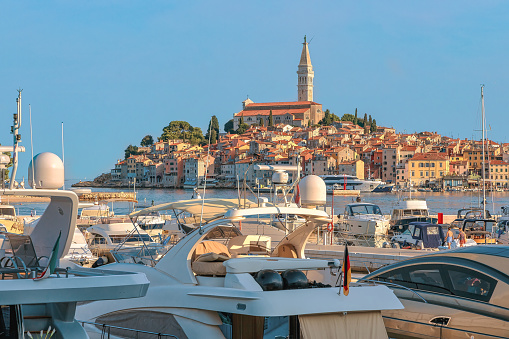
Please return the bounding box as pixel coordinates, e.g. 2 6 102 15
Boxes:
446 267 496 302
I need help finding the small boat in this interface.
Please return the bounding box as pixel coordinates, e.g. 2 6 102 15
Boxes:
337 202 390 247
390 199 437 233
372 183 394 193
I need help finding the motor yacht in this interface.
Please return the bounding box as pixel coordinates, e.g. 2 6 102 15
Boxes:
361 246 509 338
320 174 383 192
337 202 390 247
390 199 437 233
0 92 149 338
77 175 403 339
85 222 159 257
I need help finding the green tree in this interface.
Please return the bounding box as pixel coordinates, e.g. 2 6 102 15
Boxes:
340 113 355 122
159 121 204 145
140 135 154 147
368 115 372 126
209 129 217 144
363 113 368 127
354 108 358 125
236 122 249 134
318 109 340 126
259 117 265 127
224 119 235 134
205 115 220 142
371 119 377 133
268 110 273 126
124 145 141 159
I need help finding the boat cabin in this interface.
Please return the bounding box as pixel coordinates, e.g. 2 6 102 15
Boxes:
85 222 156 256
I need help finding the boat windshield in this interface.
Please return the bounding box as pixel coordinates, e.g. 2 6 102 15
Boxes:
349 204 382 216
110 234 154 243
0 207 15 217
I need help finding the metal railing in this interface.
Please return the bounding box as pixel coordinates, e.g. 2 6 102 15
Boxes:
79 320 179 339
384 315 509 339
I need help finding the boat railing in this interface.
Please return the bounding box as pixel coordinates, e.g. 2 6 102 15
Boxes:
79 319 179 338
382 315 509 339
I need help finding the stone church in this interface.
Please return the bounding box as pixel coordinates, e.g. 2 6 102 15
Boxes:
233 37 324 130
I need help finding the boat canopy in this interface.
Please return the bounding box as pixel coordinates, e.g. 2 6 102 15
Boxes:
129 198 256 221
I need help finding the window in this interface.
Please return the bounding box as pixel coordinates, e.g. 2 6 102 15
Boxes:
440 163 443 168
446 267 496 302
420 171 423 176
413 227 421 238
431 163 435 167
412 163 415 168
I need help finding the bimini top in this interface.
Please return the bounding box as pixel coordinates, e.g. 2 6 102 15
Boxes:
129 198 256 222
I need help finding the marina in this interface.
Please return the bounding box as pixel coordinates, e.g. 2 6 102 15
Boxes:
2 1 509 338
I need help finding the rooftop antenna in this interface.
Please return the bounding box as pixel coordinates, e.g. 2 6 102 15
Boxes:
29 104 35 188
10 89 22 189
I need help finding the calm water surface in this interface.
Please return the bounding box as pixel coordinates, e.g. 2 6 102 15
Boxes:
10 184 509 217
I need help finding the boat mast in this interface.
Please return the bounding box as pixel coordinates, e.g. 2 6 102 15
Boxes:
481 85 486 218
10 89 22 189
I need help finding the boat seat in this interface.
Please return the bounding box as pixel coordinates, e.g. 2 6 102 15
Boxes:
191 241 231 277
191 240 231 261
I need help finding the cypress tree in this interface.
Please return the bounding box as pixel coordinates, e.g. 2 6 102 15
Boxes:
268 110 273 126
354 108 358 125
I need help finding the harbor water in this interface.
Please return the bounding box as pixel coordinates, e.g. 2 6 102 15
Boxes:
8 185 509 218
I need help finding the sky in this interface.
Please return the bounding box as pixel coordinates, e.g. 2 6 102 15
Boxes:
1 1 508 181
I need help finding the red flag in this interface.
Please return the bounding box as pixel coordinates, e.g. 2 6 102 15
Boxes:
295 184 301 206
343 244 351 296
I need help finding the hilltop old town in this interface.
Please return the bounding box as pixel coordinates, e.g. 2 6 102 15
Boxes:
98 38 509 190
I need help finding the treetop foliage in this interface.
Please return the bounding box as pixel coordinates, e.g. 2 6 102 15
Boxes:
159 121 204 145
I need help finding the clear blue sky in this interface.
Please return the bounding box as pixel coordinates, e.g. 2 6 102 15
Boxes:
1 1 508 181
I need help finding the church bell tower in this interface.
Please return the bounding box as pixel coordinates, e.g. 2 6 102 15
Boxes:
297 36 314 102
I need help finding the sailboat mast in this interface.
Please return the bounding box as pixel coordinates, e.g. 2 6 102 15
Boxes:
481 85 486 218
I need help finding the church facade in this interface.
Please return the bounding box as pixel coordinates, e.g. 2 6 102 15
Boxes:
233 37 324 130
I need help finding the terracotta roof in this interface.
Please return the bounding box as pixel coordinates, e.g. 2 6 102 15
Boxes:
490 160 509 166
410 153 448 161
234 108 309 117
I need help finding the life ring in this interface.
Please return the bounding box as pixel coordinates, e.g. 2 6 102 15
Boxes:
327 223 333 232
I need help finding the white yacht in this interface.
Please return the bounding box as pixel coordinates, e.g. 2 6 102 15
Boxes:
85 222 159 257
77 175 403 338
337 203 391 247
320 174 383 192
0 92 149 338
390 199 437 233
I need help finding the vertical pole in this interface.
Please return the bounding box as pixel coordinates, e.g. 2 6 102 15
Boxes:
481 85 486 219
62 121 65 189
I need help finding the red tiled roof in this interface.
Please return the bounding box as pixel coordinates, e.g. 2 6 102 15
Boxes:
410 153 448 161
234 108 309 117
490 160 509 166
246 101 318 107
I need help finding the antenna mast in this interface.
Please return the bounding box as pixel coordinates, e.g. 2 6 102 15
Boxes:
481 85 486 218
10 89 22 189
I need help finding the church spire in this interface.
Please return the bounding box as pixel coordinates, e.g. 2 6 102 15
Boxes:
297 36 314 102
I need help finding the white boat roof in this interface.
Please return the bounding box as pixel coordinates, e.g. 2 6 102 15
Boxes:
224 206 331 222
129 198 256 221
394 199 428 210
87 222 148 236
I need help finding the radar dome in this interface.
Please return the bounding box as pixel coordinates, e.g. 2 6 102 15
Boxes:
299 175 326 206
28 152 64 189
